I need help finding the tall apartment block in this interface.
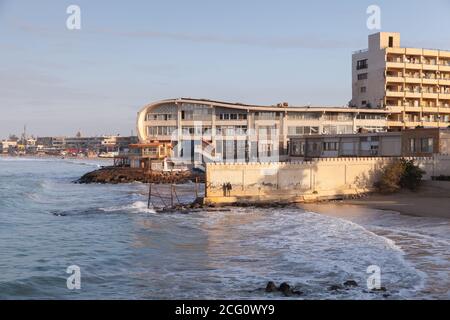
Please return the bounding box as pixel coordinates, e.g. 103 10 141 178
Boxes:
352 32 450 130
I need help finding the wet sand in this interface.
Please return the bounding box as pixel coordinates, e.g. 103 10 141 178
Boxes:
301 181 450 219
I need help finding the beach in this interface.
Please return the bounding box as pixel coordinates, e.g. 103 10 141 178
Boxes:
300 181 450 219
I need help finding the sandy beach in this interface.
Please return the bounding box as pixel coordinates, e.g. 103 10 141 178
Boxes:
300 180 450 219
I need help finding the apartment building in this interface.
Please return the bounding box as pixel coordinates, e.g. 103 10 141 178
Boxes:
352 32 450 130
136 98 388 164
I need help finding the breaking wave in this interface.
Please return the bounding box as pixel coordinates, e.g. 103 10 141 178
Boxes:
99 201 156 214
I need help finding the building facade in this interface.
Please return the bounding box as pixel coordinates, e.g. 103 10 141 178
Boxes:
352 32 450 130
290 132 402 159
136 98 388 164
289 128 450 159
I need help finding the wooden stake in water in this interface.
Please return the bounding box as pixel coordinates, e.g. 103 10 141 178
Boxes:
195 177 199 199
147 183 152 209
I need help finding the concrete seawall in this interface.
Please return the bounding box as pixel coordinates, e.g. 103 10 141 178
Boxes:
204 155 450 204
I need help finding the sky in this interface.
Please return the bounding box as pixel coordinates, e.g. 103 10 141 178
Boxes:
1 0 450 138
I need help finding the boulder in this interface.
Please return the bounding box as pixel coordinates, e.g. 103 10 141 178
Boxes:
328 285 343 291
265 281 278 293
343 280 358 287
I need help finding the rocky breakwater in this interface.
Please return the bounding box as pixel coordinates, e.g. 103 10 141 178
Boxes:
75 167 205 184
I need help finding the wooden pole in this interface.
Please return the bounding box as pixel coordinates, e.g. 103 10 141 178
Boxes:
147 183 152 209
195 177 199 199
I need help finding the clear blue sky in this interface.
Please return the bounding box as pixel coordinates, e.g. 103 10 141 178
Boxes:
1 0 449 138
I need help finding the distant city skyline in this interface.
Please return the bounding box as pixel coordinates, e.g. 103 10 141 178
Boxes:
1 0 450 137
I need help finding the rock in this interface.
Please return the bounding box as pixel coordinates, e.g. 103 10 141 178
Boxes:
371 287 387 292
279 282 292 296
328 285 343 291
383 294 390 298
74 167 205 185
291 289 304 296
343 280 358 287
265 281 278 293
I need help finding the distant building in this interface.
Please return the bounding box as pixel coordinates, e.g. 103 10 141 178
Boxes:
1 140 18 154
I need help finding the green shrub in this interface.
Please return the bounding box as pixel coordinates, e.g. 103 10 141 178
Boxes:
375 159 424 194
400 159 425 191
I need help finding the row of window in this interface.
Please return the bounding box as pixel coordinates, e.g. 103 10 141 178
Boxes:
356 114 386 120
287 112 321 120
216 126 248 135
182 127 212 135
323 113 354 121
147 126 177 136
146 113 176 121
218 113 248 121
255 112 280 120
322 125 354 135
288 126 320 135
410 138 433 153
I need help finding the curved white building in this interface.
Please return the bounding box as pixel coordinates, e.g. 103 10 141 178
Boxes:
136 98 388 164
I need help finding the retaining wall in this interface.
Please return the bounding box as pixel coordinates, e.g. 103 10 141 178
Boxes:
204 155 450 204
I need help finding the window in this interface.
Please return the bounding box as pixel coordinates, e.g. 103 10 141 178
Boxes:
256 112 279 120
219 113 247 121
147 113 176 121
291 141 305 156
323 142 339 151
410 138 416 153
361 87 367 93
357 73 368 80
420 138 433 153
389 36 394 48
357 59 368 70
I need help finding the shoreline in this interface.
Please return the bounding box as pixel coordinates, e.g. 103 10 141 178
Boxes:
0 154 112 161
3 155 448 219
299 181 450 219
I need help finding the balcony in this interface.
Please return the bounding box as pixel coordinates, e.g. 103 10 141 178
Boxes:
439 65 450 72
405 63 422 70
422 92 439 99
386 61 404 69
386 90 404 98
439 78 450 86
386 106 403 113
386 76 404 83
422 106 439 113
404 76 421 84
404 121 422 128
439 93 450 100
405 91 422 99
387 121 404 128
404 106 421 112
422 77 439 85
423 63 439 71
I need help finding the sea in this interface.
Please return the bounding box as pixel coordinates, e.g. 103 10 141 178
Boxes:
0 157 448 299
